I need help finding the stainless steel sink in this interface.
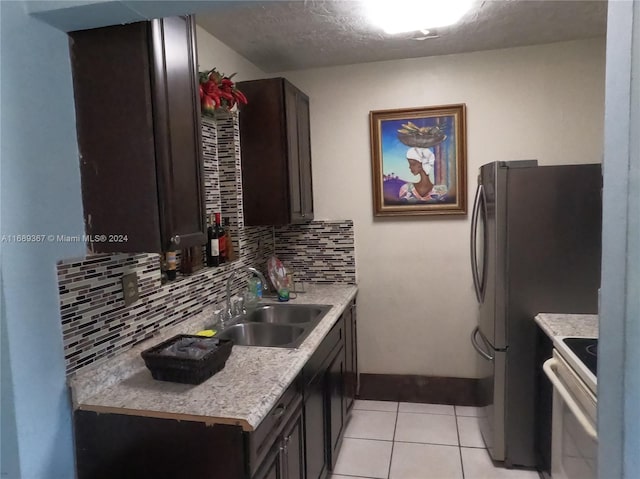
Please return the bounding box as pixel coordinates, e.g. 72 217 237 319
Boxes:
247 304 330 325
217 304 331 348
217 323 305 347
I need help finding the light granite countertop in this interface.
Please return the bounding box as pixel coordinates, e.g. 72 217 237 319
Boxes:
534 313 599 339
70 284 358 431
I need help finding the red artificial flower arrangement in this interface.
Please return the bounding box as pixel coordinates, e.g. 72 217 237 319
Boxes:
198 68 248 116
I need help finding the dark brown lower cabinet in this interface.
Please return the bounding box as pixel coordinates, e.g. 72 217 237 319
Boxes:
328 345 346 470
283 404 305 479
304 368 327 479
344 300 358 411
74 411 245 479
255 450 282 479
535 326 554 478
253 401 304 479
303 305 356 478
74 300 358 479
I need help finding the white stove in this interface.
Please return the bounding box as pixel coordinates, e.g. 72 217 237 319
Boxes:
544 336 597 479
553 336 597 396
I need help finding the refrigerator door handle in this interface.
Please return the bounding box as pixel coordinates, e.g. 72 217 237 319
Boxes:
470 184 484 302
471 327 495 361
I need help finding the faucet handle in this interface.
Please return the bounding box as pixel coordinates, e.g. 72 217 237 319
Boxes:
211 309 224 329
231 295 245 316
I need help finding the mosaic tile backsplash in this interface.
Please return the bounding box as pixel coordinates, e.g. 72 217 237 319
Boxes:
275 220 356 284
59 227 273 375
58 113 355 376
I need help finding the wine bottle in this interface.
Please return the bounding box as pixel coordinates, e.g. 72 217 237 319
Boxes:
206 213 220 267
224 217 236 262
214 212 226 264
165 251 177 280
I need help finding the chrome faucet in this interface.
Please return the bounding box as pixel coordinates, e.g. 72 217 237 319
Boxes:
225 267 269 320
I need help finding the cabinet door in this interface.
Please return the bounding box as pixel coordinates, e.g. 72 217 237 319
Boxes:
253 442 284 479
304 370 327 479
150 16 206 251
296 92 314 221
284 82 304 223
283 405 305 479
238 77 313 226
327 345 346 471
70 22 162 253
344 306 356 411
70 16 205 253
238 78 290 226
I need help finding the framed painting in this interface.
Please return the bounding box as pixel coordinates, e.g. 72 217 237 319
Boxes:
369 104 467 217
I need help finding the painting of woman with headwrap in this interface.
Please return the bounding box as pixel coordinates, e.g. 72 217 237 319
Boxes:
399 146 448 203
369 104 467 217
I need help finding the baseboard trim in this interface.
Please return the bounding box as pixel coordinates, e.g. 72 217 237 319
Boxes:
358 373 482 406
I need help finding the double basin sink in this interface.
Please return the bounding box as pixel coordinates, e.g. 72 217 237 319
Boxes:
216 304 331 349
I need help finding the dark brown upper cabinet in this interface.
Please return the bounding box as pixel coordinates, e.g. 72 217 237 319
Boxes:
238 78 314 226
69 16 206 253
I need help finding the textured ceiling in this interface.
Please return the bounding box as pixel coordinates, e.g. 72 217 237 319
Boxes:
196 0 607 72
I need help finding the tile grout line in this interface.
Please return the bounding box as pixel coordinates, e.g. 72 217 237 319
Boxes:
455 406 466 479
342 436 396 444
392 439 464 447
386 403 399 479
341 435 467 448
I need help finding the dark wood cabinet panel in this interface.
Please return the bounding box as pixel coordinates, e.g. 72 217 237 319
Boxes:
74 411 244 479
69 16 205 253
253 443 284 479
344 302 359 411
296 92 314 220
283 403 305 479
253 393 304 479
304 367 327 479
302 310 351 479
327 345 346 471
249 381 301 477
238 77 314 226
535 327 554 478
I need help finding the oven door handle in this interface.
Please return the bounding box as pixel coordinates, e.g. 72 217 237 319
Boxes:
543 358 597 440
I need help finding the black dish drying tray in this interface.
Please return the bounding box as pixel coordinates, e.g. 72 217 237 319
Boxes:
141 334 233 385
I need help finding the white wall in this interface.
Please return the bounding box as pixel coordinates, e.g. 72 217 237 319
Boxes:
195 24 267 82
280 38 606 378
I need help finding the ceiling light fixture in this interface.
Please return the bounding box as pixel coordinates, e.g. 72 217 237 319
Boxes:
413 34 440 41
365 0 474 35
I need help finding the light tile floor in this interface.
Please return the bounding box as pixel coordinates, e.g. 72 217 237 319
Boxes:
331 400 541 479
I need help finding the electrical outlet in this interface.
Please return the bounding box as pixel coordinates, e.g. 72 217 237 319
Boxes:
121 272 139 307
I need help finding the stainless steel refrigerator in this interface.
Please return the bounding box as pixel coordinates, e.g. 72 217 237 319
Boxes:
469 160 601 467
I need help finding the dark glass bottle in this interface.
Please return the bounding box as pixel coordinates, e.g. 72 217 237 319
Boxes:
214 212 226 264
206 213 220 267
224 217 236 262
165 251 177 280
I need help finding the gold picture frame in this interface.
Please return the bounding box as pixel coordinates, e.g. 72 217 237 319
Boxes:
370 104 467 217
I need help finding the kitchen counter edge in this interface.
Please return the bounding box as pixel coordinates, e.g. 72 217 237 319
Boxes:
70 284 358 431
534 312 599 340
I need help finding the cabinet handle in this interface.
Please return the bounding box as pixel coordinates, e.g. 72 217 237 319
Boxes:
170 235 181 245
273 404 287 418
279 442 287 479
